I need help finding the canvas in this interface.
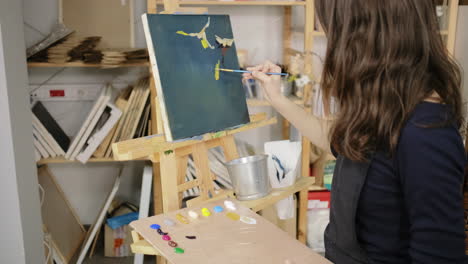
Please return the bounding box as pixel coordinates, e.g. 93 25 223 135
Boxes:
142 14 250 141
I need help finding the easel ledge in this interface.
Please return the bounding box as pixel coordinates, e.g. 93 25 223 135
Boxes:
111 113 277 161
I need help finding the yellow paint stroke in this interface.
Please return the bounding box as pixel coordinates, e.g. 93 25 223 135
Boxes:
201 39 209 49
226 212 240 221
176 17 215 49
215 35 234 47
214 60 220 80
176 213 189 224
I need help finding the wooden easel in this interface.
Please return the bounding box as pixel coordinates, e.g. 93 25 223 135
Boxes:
110 1 278 263
130 0 280 213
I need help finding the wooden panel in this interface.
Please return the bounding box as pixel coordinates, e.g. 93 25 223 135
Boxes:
241 177 315 212
176 137 223 158
447 0 460 54
303 0 315 103
282 118 291 140
131 240 161 255
283 7 292 66
163 0 180 11
177 179 201 192
112 115 276 161
177 155 189 203
301 136 311 178
37 157 116 165
130 199 331 264
149 74 159 135
61 0 134 48
151 160 164 264
38 166 86 262
171 1 307 6
192 142 215 199
148 0 158 14
297 190 309 243
220 135 239 161
160 7 208 14
249 112 267 122
436 0 468 4
152 160 163 215
160 151 181 212
247 97 304 107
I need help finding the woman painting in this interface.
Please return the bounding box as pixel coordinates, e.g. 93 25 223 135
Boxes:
244 0 467 263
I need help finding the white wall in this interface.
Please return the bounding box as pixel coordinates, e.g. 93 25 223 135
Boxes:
1 0 44 262
23 2 468 225
455 6 468 111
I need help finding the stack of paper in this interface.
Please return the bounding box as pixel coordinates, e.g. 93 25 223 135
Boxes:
101 77 150 158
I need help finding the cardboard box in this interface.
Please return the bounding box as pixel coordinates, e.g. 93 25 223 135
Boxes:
104 224 133 257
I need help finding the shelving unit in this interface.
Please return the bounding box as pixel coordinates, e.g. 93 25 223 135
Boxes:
27 61 149 68
247 96 303 107
37 157 117 165
158 0 306 6
29 61 151 167
36 157 149 165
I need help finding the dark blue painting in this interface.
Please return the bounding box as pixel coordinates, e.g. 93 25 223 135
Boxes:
142 14 250 141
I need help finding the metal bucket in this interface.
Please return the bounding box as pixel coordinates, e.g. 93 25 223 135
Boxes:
225 155 271 201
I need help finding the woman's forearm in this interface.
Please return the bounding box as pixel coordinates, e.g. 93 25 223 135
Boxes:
242 62 333 152
271 95 333 153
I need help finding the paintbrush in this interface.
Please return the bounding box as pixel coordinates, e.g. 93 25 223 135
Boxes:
219 68 289 76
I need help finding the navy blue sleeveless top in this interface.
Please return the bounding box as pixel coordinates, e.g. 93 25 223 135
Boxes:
356 102 466 263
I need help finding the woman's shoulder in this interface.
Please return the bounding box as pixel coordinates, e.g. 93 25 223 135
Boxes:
408 101 453 124
398 102 465 159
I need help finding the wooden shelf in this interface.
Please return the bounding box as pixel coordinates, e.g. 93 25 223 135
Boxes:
131 238 160 256
171 1 306 6
247 99 272 107
309 184 327 191
240 176 315 212
311 30 448 38
27 61 150 68
37 157 148 165
312 31 326 36
247 97 303 107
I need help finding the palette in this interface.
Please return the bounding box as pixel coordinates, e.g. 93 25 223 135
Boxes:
130 199 331 264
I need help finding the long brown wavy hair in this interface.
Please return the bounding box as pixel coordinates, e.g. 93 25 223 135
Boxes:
315 0 463 161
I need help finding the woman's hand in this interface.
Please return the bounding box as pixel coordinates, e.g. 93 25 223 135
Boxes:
242 61 332 153
243 61 283 104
